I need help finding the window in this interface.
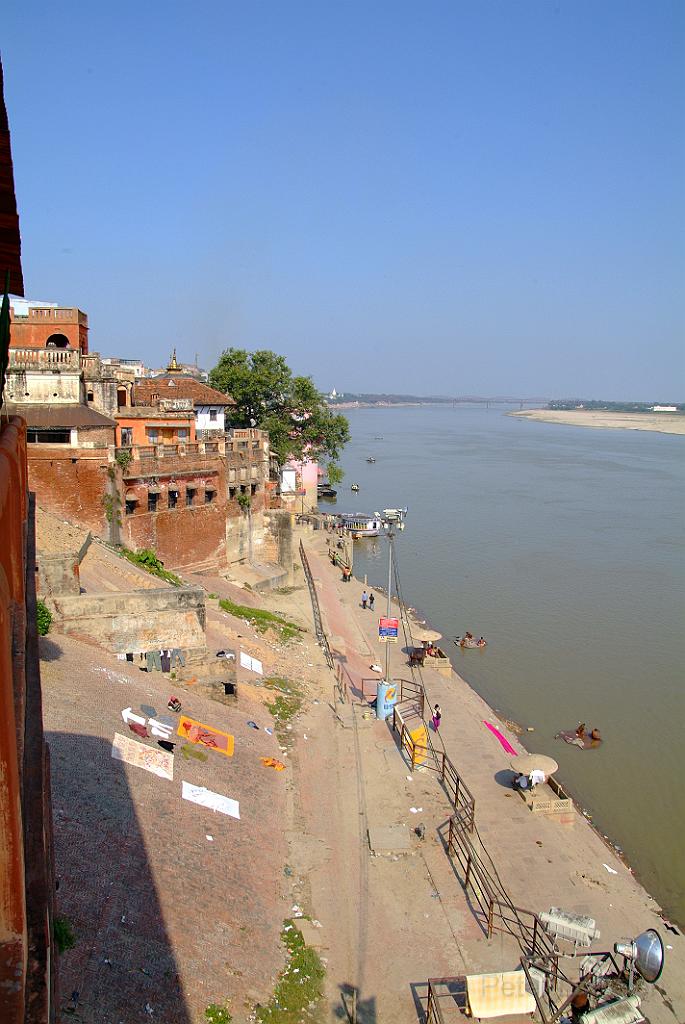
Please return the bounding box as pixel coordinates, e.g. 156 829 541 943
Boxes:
168 490 178 509
148 492 158 513
87 391 94 402
251 483 257 495
186 488 196 507
229 486 237 499
151 392 159 402
240 484 247 495
125 500 136 516
27 429 70 444
121 428 133 446
147 429 159 444
209 409 218 422
205 489 215 504
178 429 189 441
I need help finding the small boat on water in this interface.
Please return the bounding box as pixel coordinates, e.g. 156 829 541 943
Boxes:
366 456 376 463
455 635 487 649
317 483 337 499
336 513 382 538
351 483 360 492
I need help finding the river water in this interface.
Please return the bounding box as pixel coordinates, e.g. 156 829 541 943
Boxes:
335 405 685 925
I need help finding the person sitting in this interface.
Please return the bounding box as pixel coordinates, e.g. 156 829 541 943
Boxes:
575 722 586 739
465 631 474 641
590 727 601 741
477 637 486 647
513 773 529 790
529 768 546 788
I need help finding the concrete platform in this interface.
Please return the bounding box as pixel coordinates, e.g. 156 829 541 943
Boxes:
367 824 412 854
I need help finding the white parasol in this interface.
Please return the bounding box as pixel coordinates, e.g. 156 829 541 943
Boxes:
414 627 442 644
509 753 559 776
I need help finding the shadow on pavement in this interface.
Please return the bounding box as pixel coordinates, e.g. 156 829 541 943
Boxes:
335 982 378 1023
48 731 191 1023
38 636 63 662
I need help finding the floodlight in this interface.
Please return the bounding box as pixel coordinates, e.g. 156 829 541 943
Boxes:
614 929 664 989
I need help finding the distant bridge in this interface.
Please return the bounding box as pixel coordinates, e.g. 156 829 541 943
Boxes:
449 397 550 409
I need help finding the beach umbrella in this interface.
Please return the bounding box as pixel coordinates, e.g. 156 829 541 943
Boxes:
414 627 442 643
509 753 559 776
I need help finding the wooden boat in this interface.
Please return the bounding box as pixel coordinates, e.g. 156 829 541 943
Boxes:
317 484 337 499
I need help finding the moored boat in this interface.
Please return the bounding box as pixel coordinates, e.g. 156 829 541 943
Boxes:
336 513 382 537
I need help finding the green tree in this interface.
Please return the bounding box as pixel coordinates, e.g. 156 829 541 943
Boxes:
209 348 349 470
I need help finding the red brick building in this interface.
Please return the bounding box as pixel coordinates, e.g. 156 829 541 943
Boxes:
9 302 89 354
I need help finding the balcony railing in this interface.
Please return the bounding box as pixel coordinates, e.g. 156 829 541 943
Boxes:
8 347 80 369
115 439 227 469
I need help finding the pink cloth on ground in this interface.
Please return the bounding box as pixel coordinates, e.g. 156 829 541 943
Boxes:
483 720 517 755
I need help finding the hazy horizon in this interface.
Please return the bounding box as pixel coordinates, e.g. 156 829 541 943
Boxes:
4 1 684 400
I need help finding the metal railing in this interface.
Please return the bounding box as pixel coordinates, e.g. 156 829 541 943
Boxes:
445 813 557 954
299 541 334 673
426 978 466 1023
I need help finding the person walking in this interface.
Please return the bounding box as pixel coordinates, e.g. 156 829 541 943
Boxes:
369 593 375 610
361 590 368 609
432 704 442 732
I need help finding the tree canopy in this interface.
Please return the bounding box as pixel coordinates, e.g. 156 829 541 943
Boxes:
209 348 350 469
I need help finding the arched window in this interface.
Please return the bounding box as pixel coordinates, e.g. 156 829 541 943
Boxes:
45 333 70 348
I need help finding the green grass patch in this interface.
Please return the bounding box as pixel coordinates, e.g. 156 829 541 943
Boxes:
274 585 303 596
256 920 325 1023
218 599 303 642
118 547 182 586
264 677 304 746
54 915 76 953
204 1004 232 1024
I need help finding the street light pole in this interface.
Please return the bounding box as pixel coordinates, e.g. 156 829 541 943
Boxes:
384 524 394 683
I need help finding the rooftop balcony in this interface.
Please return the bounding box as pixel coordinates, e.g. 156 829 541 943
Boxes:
115 440 226 478
8 347 80 369
13 306 88 325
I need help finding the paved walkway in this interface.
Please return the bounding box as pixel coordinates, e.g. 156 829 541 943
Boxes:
303 533 685 1024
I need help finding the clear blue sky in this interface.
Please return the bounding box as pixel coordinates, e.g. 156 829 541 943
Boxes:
3 1 684 399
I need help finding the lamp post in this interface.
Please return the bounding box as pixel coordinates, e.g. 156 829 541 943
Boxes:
378 508 407 685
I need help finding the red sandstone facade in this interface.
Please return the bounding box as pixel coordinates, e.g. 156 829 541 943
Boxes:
0 419 57 1023
9 304 89 354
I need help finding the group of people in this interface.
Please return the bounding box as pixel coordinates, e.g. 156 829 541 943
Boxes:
575 722 601 742
513 768 546 791
361 590 375 610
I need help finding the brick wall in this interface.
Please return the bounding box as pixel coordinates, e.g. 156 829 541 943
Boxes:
122 502 227 569
48 586 207 655
28 448 111 537
0 419 57 1022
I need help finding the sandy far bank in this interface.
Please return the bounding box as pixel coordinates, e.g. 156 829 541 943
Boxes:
511 409 685 434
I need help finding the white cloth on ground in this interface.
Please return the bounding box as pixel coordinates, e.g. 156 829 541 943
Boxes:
182 781 240 819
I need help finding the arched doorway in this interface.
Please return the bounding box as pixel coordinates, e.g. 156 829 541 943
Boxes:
117 387 128 409
45 333 70 348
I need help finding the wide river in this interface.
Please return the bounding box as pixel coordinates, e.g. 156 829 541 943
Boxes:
335 405 685 925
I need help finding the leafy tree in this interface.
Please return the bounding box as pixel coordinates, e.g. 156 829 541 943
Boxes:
209 348 350 471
